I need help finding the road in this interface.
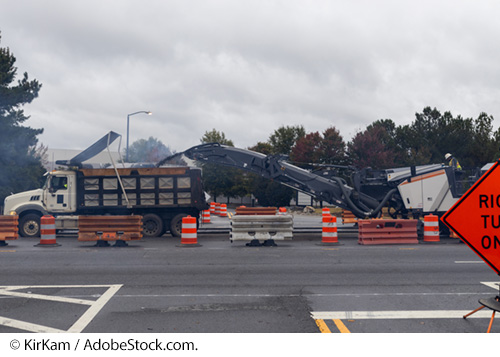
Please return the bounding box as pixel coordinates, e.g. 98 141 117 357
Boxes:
0 213 498 334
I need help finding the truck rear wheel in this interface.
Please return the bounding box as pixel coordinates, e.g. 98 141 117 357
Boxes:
19 213 41 237
169 213 188 237
142 214 164 237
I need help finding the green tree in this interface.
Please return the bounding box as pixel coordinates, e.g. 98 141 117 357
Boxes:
247 142 295 207
0 33 45 205
199 129 244 202
246 126 306 207
268 125 305 155
392 107 496 168
469 112 497 167
201 128 234 146
126 137 172 163
249 141 273 155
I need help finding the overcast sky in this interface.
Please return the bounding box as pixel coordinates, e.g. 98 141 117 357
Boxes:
1 0 500 155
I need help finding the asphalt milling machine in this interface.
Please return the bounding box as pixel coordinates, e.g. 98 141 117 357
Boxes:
159 142 490 235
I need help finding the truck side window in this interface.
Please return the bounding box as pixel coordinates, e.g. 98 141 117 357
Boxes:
51 176 68 191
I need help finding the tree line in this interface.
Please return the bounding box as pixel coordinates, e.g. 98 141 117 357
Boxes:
199 108 500 206
2 32 499 207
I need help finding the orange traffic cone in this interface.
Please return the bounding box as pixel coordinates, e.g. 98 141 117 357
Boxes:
178 216 201 247
35 215 60 247
318 214 342 245
423 214 440 243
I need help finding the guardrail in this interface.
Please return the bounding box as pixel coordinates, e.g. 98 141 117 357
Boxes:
78 215 143 247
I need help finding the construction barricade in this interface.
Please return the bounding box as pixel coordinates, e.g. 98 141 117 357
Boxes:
78 215 142 247
342 210 358 224
178 215 201 247
423 214 440 243
209 202 216 214
230 213 293 246
358 219 418 245
0 215 19 246
36 215 60 247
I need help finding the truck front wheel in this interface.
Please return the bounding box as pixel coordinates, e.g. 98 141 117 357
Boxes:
19 213 42 237
142 214 164 237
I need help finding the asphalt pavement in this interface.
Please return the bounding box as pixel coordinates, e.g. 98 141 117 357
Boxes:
0 212 498 334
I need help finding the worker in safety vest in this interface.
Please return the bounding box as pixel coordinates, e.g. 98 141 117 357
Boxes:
445 153 462 170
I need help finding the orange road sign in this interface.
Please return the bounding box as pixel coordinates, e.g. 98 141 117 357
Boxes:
441 160 500 275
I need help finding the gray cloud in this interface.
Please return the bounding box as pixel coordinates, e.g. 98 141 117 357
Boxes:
2 0 499 154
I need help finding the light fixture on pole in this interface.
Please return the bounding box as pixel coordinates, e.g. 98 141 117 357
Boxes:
126 111 152 162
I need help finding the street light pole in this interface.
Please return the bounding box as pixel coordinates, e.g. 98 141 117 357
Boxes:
126 110 152 162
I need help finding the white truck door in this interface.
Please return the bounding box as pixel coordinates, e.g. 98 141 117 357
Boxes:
45 174 72 212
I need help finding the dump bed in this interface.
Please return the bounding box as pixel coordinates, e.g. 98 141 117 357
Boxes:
76 167 207 212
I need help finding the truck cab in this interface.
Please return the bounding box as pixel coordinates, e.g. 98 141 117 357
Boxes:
43 170 77 213
3 170 77 237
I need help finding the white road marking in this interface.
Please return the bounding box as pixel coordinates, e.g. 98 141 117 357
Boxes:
311 310 493 320
481 281 500 290
0 284 122 333
312 282 500 322
0 316 64 333
67 284 122 333
0 289 93 305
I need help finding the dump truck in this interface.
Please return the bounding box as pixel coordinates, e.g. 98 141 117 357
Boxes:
3 132 208 238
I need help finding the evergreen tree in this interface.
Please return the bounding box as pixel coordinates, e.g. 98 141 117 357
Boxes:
393 107 497 168
0 33 45 206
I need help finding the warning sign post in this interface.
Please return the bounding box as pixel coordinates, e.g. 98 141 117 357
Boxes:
441 160 500 275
